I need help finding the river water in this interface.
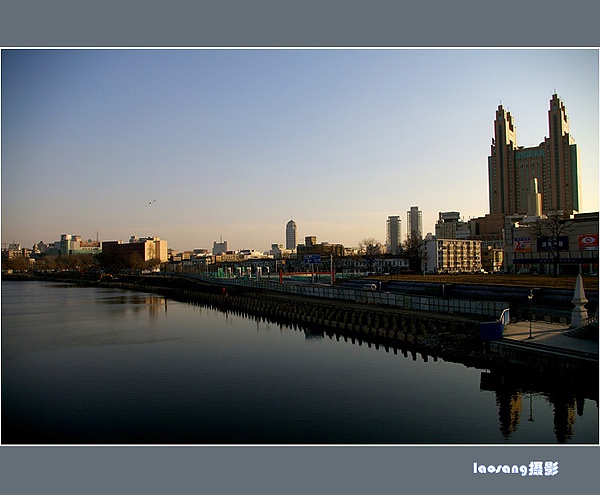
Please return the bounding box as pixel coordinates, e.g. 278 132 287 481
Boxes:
1 280 597 444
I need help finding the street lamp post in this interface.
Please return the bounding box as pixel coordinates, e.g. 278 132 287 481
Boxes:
528 289 534 339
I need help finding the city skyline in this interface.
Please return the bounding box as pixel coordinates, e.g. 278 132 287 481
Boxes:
2 48 598 252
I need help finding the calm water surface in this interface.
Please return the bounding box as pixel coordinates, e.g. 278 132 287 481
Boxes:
2 281 597 444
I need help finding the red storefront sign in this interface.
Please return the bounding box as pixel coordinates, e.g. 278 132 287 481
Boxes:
514 238 531 252
578 234 599 250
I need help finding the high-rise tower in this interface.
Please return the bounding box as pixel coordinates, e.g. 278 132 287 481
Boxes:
407 206 422 239
546 93 580 215
285 219 297 250
488 94 579 217
386 216 402 254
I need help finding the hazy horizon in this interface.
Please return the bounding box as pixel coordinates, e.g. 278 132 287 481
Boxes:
2 48 598 252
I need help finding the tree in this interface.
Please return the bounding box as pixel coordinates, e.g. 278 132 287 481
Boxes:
2 256 31 272
403 232 425 274
50 253 98 272
358 238 383 274
96 251 129 272
534 211 573 277
358 238 382 256
32 255 56 272
128 254 146 271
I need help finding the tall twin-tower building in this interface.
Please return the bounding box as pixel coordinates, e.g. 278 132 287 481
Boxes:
488 93 580 217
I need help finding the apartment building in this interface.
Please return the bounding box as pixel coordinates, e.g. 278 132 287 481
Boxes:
102 236 168 263
424 238 482 274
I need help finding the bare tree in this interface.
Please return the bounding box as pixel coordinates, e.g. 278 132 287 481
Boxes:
358 238 383 256
358 238 382 274
403 232 425 274
534 211 573 277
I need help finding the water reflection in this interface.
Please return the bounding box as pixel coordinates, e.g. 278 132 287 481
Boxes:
225 302 597 444
95 293 168 319
2 281 597 444
551 389 578 443
219 299 597 443
480 370 597 443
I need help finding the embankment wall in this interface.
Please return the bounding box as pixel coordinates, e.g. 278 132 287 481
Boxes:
104 276 485 365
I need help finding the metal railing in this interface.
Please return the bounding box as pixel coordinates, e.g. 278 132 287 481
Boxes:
181 274 508 318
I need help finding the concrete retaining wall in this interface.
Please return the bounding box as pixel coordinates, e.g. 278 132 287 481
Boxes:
183 274 508 319
487 340 597 378
107 279 482 353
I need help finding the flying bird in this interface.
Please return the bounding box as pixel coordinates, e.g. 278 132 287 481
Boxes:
145 199 157 207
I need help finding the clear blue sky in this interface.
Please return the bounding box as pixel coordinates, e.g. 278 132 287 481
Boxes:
2 48 598 252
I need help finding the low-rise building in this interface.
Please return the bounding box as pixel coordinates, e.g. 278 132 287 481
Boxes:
59 234 102 255
503 212 598 274
482 245 504 273
296 235 344 258
102 236 168 263
213 240 228 256
216 251 245 263
425 238 482 274
1 244 32 260
435 212 471 239
269 244 294 259
336 255 410 275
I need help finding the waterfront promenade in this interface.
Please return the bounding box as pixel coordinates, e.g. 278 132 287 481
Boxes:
502 320 598 356
491 319 598 384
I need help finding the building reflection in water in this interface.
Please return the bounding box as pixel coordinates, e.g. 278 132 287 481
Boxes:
97 294 168 319
549 388 577 443
480 370 591 443
213 308 596 443
496 387 522 437
302 321 595 443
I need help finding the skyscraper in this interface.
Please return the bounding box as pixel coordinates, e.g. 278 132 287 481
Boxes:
488 94 580 217
407 206 422 239
386 215 402 254
285 219 297 250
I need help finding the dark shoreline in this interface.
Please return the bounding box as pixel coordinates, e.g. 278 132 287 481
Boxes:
3 272 597 390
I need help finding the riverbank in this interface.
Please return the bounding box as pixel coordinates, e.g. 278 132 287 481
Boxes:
2 271 487 364
5 278 595 445
4 272 597 387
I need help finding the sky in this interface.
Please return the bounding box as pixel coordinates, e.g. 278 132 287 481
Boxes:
1 48 598 252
